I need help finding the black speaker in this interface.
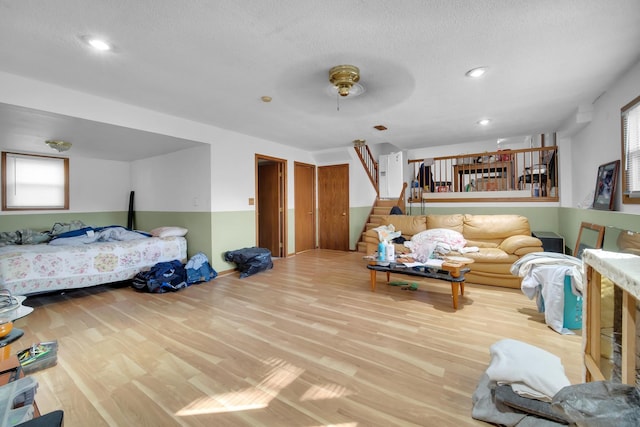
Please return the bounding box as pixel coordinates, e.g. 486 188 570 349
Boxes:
532 231 565 254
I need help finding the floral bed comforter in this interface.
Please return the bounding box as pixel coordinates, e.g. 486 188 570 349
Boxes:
0 236 187 295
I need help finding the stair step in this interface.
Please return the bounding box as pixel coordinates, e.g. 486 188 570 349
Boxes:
376 199 398 207
373 207 392 215
357 241 368 253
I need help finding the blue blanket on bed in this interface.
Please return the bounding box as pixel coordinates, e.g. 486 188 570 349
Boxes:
48 225 151 246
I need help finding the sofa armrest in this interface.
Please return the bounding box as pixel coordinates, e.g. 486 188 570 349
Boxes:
498 235 543 255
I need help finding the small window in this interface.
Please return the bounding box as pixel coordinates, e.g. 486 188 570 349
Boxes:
622 95 640 204
1 152 69 210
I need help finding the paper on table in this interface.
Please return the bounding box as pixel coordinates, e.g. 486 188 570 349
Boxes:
403 259 444 268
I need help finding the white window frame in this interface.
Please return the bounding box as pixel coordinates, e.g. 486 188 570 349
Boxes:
622 95 640 204
1 152 69 211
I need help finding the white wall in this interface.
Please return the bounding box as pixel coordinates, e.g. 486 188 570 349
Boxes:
0 71 219 144
71 157 131 212
571 59 640 215
0 71 322 215
209 131 317 212
407 135 532 161
131 146 211 212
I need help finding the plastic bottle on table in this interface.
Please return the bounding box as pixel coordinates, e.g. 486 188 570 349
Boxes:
378 241 386 261
386 241 395 262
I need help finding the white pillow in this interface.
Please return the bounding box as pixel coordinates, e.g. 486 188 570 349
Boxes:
150 226 188 238
412 228 466 251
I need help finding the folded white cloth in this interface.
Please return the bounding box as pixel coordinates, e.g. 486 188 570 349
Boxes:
485 339 570 402
372 224 401 242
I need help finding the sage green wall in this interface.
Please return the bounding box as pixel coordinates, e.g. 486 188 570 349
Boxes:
134 211 212 262
558 207 640 255
211 210 256 272
406 205 560 233
288 208 295 255
0 212 128 233
350 206 372 250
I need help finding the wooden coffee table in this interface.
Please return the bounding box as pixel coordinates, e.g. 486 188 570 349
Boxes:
367 257 473 309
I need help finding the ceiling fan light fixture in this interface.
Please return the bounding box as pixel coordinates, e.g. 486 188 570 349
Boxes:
45 140 72 152
329 65 360 97
353 139 366 147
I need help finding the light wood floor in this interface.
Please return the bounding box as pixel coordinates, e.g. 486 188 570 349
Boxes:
16 250 582 427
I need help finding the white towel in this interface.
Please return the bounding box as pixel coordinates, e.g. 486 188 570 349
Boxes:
485 339 570 402
372 224 401 242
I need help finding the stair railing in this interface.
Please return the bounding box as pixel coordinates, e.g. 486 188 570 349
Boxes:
396 182 407 213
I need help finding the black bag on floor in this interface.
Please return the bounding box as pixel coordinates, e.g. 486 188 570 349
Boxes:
132 260 188 293
224 247 273 278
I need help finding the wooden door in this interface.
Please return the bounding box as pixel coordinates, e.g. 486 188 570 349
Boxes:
258 162 282 256
318 164 349 251
294 162 316 253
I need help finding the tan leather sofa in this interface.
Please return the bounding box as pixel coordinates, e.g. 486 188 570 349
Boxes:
364 214 543 289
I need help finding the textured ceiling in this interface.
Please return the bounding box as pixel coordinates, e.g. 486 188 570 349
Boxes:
1 0 639 160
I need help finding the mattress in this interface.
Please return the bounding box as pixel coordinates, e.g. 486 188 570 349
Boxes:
0 236 187 295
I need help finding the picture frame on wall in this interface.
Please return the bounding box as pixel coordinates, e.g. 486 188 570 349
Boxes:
592 160 620 210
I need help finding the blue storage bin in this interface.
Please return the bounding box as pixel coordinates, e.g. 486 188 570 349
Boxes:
563 275 583 329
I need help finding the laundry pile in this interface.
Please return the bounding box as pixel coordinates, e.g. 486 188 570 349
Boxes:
511 252 583 334
472 339 640 426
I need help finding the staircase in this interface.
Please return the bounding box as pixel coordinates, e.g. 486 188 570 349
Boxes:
356 198 401 253
353 143 407 253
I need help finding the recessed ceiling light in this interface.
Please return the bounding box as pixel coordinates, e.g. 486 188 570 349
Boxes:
261 96 272 103
477 119 491 126
466 67 487 78
87 38 111 51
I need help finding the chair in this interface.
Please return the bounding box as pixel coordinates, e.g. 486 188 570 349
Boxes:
518 151 556 195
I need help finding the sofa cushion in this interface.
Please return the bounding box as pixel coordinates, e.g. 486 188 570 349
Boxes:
463 214 531 241
382 215 427 236
426 214 464 233
458 248 518 264
499 235 543 254
465 239 498 249
464 260 517 274
514 246 544 256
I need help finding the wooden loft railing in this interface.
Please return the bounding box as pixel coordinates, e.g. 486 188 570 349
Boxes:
354 144 379 197
408 146 558 203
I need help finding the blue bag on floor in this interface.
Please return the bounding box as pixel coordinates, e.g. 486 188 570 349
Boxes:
131 260 187 293
224 247 273 278
185 252 217 284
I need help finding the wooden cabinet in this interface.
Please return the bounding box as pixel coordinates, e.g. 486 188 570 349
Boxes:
583 250 640 384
